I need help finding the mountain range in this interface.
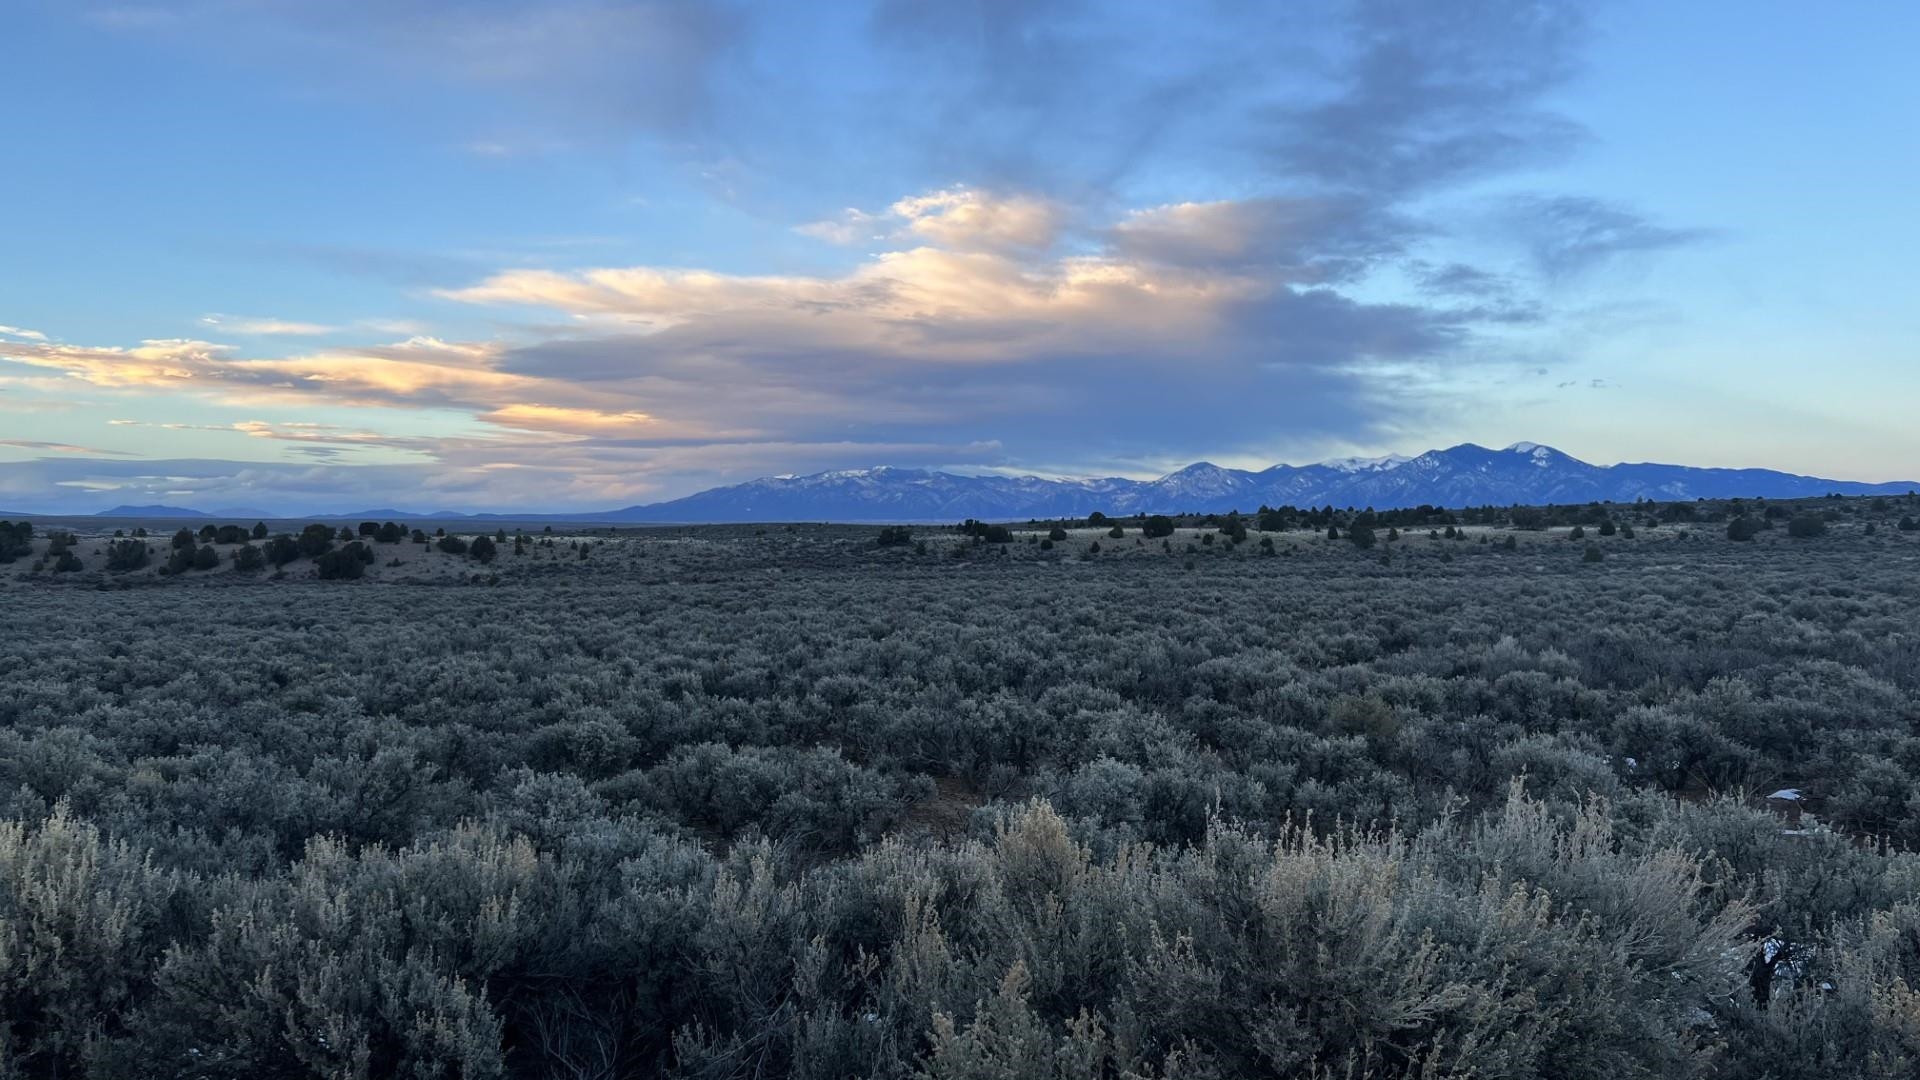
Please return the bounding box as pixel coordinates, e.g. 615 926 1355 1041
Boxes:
64 443 1916 523
595 443 1916 523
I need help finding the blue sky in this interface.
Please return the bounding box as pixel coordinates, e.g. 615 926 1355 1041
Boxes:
3 0 1915 513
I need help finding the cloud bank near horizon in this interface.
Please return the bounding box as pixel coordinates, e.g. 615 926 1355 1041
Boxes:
13 0 1899 512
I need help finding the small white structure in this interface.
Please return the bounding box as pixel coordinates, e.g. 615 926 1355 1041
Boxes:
1766 788 1804 826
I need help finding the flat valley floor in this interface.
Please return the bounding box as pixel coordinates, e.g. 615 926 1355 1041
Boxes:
3 519 1919 1078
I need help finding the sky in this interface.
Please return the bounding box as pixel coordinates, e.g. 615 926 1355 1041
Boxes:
3 0 1916 514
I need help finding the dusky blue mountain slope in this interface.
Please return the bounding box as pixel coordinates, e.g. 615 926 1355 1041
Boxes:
63 443 1918 522
93 504 213 519
601 443 1919 523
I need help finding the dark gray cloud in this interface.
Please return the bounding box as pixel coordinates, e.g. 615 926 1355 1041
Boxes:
1106 196 1421 278
1407 261 1541 324
834 0 1596 218
1412 261 1509 298
1262 0 1592 197
83 1 1616 274
81 0 746 140
471 257 1471 470
1505 195 1714 279
845 0 1611 359
862 0 1181 192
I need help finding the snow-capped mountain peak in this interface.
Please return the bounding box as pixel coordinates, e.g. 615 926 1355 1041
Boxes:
1150 462 1255 500
1501 442 1560 467
1321 453 1413 473
595 442 1917 522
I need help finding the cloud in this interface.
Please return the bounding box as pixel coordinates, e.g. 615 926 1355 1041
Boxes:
4 336 476 401
2 338 236 388
104 417 434 452
1403 260 1540 325
243 338 524 404
22 0 1705 508
359 319 429 336
86 1 746 142
87 1 1597 216
889 189 1064 252
0 439 134 456
1109 197 1416 278
479 403 702 438
5 182 1496 507
1411 261 1510 299
443 222 1344 371
430 187 1480 474
0 325 49 342
799 188 1064 252
199 314 336 336
196 314 428 338
481 403 650 432
1264 0 1592 197
1504 195 1714 279
795 208 889 246
1 335 601 442
860 0 1237 194
849 0 1598 217
194 311 432 336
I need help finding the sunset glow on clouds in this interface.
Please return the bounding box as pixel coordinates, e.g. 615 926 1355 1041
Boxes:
3 1 1917 512
3 189 1465 507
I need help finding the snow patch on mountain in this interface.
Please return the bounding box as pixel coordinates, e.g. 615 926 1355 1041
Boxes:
1321 454 1412 473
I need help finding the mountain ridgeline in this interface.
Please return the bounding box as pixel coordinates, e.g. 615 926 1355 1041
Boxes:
604 442 1918 523
71 442 1919 522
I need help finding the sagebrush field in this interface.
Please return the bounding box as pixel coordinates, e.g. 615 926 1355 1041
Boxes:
3 503 1920 1078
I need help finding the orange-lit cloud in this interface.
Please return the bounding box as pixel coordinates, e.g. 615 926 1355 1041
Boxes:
480 403 660 435
1 186 1484 510
442 236 1260 367
798 188 1064 253
4 336 531 410
200 315 337 336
